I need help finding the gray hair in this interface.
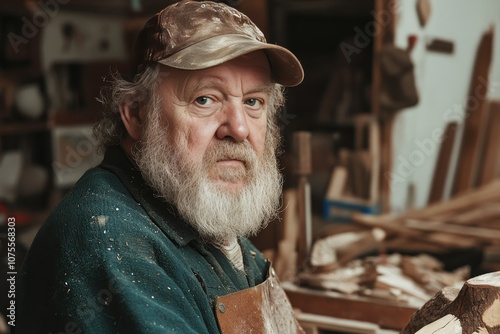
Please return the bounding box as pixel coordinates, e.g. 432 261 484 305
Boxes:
93 65 161 153
93 64 286 152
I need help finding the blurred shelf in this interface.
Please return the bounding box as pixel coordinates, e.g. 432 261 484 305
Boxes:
50 110 98 126
0 121 49 135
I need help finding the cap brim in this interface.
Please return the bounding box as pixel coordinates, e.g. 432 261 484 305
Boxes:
157 34 304 87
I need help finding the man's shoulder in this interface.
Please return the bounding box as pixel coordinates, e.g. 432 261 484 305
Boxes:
39 167 150 244
57 166 136 214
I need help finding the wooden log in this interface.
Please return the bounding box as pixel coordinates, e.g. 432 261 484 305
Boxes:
415 314 460 334
402 271 500 333
309 228 386 272
403 286 460 334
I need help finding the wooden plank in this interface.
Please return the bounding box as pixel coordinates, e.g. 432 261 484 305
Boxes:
478 101 500 185
284 283 417 331
370 120 381 204
325 166 348 200
406 179 500 221
428 122 458 204
293 132 313 269
372 0 396 214
355 179 500 226
380 117 394 213
350 151 371 199
405 219 500 243
452 28 494 195
297 312 381 334
445 203 500 225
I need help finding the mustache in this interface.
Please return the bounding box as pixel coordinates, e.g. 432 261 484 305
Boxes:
204 140 257 166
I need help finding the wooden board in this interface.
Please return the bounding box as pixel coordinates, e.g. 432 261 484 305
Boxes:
353 180 500 249
371 0 396 214
284 283 418 331
478 101 500 186
428 122 458 204
452 28 494 195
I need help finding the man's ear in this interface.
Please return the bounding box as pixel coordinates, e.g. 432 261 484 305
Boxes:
119 102 142 141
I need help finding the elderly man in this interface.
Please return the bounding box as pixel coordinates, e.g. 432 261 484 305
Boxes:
17 1 304 333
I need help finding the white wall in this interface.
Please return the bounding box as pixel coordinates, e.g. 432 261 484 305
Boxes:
389 0 500 213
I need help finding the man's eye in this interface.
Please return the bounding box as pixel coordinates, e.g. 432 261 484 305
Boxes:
245 98 261 107
195 96 212 106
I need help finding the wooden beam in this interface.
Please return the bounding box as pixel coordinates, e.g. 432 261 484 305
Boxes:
405 219 500 243
452 28 494 195
428 122 458 204
444 203 500 225
297 312 380 334
405 179 500 221
478 101 500 186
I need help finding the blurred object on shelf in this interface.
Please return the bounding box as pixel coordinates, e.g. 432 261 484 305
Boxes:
0 151 23 203
0 76 18 120
323 116 381 222
17 163 49 198
379 44 419 115
14 82 45 120
416 0 431 27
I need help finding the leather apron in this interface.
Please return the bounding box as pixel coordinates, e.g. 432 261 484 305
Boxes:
214 267 305 333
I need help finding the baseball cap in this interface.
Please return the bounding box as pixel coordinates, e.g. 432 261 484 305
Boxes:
132 0 304 86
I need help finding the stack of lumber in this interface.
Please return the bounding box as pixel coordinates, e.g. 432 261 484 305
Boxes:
353 179 500 252
429 26 498 203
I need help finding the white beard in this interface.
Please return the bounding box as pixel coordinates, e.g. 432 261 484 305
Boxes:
134 105 283 243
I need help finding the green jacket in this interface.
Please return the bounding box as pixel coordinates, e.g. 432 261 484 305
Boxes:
17 146 269 333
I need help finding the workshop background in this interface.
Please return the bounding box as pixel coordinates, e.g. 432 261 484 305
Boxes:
1 0 500 333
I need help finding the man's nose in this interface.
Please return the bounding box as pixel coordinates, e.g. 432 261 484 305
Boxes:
216 102 250 142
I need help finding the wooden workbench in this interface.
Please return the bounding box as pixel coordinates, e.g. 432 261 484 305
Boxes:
284 282 418 331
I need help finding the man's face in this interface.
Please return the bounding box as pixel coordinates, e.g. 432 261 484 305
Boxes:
134 51 282 242
157 51 272 194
